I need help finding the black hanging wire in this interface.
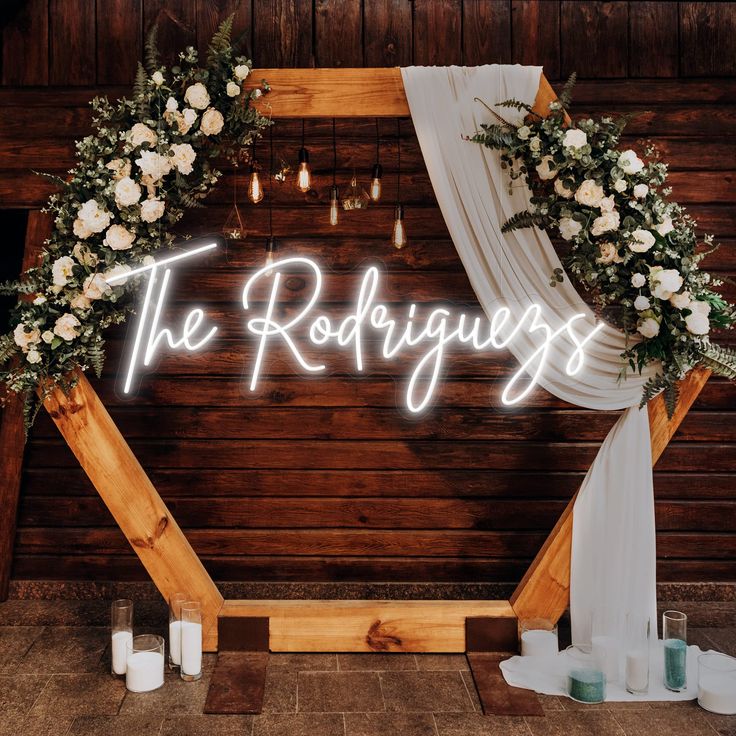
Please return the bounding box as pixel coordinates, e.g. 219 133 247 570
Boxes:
375 117 380 164
265 123 277 260
332 118 337 186
396 117 401 204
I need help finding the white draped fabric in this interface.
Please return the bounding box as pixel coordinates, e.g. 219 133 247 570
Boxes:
401 65 659 694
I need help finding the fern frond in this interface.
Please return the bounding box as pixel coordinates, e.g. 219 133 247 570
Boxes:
144 24 160 74
558 72 577 109
133 63 150 119
0 333 18 365
87 340 106 378
501 210 544 233
496 97 534 114
639 372 668 408
699 343 736 380
206 13 234 68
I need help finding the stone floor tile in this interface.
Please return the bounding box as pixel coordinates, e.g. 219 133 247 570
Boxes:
29 674 126 717
381 671 474 713
415 654 469 671
0 674 49 717
696 628 736 657
0 626 45 672
252 713 345 736
161 714 254 735
262 669 297 713
704 710 736 736
69 715 164 735
118 670 211 716
612 706 720 735
268 653 338 672
460 670 482 712
18 626 108 674
339 653 417 671
525 711 625 736
345 712 436 736
298 671 384 712
537 695 566 712
434 713 532 736
0 713 74 736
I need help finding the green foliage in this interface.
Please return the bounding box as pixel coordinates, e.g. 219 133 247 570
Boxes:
206 14 234 68
0 333 17 365
699 343 736 380
144 24 160 75
501 210 543 233
558 72 577 109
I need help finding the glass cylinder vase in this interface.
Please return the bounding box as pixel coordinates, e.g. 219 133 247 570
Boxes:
125 634 164 693
168 592 187 670
180 601 202 682
624 614 650 695
698 653 736 715
663 610 687 692
110 598 133 677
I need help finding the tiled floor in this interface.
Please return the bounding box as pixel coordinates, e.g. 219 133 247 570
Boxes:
1 602 735 736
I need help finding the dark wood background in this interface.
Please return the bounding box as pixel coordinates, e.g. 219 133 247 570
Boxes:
1 1 735 585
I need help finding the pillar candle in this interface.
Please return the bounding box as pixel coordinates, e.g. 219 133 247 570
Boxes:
111 630 133 675
181 620 202 676
169 619 182 666
521 629 559 657
126 650 164 692
625 649 649 693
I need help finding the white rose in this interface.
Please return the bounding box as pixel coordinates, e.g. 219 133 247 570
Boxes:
634 295 651 311
595 242 623 264
631 273 646 288
70 293 91 311
106 158 131 180
103 224 135 251
135 150 172 183
73 218 92 239
26 349 42 364
165 96 178 112
114 176 142 207
52 256 75 286
618 149 644 175
234 64 250 80
169 143 196 175
591 210 620 236
689 300 711 317
200 108 224 136
128 122 158 148
529 136 542 153
13 323 40 351
650 267 684 300
554 178 574 199
535 155 557 181
104 263 132 285
78 199 111 233
183 108 197 128
252 88 262 99
633 184 649 199
226 81 241 98
656 216 674 236
563 128 587 149
637 317 660 339
83 273 110 300
613 178 627 193
670 291 691 310
72 242 98 267
184 82 210 110
628 228 656 253
558 217 582 241
141 197 165 223
574 179 604 208
517 125 531 140
685 311 710 335
41 330 54 344
152 70 164 86
598 195 616 212
53 313 81 341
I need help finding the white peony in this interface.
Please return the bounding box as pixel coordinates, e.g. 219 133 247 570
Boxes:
637 317 660 338
234 64 250 80
598 195 616 212
73 218 92 239
554 178 574 199
41 330 54 344
166 96 178 113
633 184 649 199
83 273 110 300
184 82 210 110
558 217 582 241
634 295 651 311
529 136 541 153
591 210 620 236
562 128 587 149
516 125 531 140
596 242 623 264
106 158 131 180
104 263 132 285
78 199 111 234
535 155 557 181
53 313 81 341
628 228 656 253
631 273 646 288
103 224 135 251
26 349 42 364
226 81 241 97
70 293 91 311
128 122 158 148
618 149 644 175
141 197 165 223
114 176 142 207
152 71 164 86
613 178 627 193
200 108 224 136
52 256 75 286
685 303 710 335
574 179 604 207
670 291 691 310
13 323 40 351
656 216 674 236
135 150 172 183
72 242 98 267
169 143 196 174
650 267 684 300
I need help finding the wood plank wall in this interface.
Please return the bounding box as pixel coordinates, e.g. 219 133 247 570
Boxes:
1 1 735 584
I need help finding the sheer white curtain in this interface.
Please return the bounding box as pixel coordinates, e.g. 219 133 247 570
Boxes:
401 65 658 671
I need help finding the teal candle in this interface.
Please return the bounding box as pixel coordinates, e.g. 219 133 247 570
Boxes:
568 668 606 703
664 638 687 690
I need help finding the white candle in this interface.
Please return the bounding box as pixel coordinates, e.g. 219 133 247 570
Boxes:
181 620 202 676
126 650 164 692
625 649 649 692
521 629 559 657
169 619 182 665
592 635 619 682
111 630 133 675
699 675 736 715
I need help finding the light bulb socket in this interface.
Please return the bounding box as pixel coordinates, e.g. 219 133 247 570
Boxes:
249 160 258 174
329 184 339 201
298 147 309 164
394 203 404 221
265 236 278 254
371 163 383 180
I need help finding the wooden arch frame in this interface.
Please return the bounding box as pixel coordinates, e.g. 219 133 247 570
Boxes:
6 68 710 654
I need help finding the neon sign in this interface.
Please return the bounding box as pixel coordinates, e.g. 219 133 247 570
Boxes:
110 245 603 412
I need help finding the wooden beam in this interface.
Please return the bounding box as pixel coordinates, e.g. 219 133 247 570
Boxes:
220 599 515 652
41 372 224 650
0 211 51 601
510 366 712 624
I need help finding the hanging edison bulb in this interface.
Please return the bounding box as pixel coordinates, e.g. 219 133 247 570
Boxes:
222 165 246 240
248 164 264 203
264 236 278 274
342 171 370 210
391 204 407 250
295 120 311 192
370 163 383 202
329 185 339 226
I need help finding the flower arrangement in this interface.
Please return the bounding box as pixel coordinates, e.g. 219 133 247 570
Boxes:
472 75 736 415
0 17 270 428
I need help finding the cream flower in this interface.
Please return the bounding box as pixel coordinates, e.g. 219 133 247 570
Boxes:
591 210 620 236
554 178 574 198
135 150 172 183
628 228 656 253
26 349 42 364
141 197 165 223
41 330 54 344
104 263 132 286
152 71 164 86
596 242 623 264
634 295 651 311
633 184 649 199
184 82 210 110
685 302 711 335
574 179 604 208
13 323 40 352
78 199 111 234
613 178 627 193
73 218 92 239
631 273 646 288
558 217 582 241
535 155 557 181
226 81 241 97
103 224 135 251
128 122 158 148
106 158 131 180
656 216 674 236
529 136 541 153
53 313 81 341
200 108 224 136
52 256 75 286
70 293 91 311
618 149 644 175
598 195 616 212
72 242 99 267
114 176 142 207
637 317 660 338
670 291 691 310
234 64 250 80
649 267 684 300
33 295 46 305
517 125 531 140
169 143 196 175
563 128 587 149
166 96 178 112
252 88 263 99
83 273 110 300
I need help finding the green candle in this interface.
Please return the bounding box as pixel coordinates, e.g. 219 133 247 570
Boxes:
664 638 687 691
568 668 606 703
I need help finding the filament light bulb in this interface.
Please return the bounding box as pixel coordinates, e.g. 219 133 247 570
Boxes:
329 185 339 226
370 163 383 202
264 236 277 275
248 168 264 204
391 204 407 250
296 147 311 192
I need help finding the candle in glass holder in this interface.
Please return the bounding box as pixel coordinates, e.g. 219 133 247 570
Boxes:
111 599 133 676
698 653 736 715
180 601 202 681
168 592 187 668
125 634 164 692
625 614 650 694
520 618 559 657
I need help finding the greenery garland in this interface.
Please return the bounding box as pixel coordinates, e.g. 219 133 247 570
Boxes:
472 75 736 415
0 17 270 429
